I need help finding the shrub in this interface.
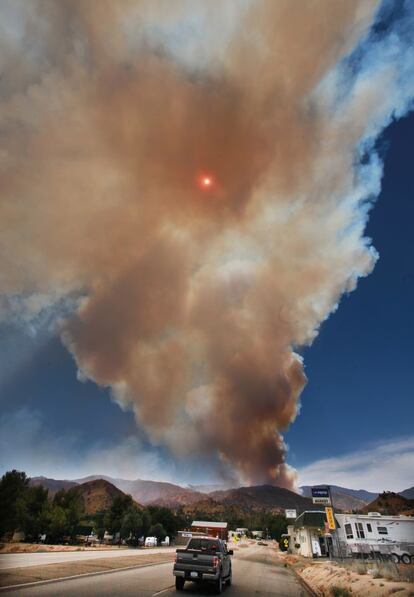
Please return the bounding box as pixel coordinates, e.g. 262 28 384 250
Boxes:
330 587 351 597
354 563 366 575
383 568 400 582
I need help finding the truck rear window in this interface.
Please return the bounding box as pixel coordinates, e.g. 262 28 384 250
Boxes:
187 538 220 552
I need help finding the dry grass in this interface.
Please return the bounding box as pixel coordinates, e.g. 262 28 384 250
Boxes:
330 587 352 596
0 542 127 554
0 552 174 589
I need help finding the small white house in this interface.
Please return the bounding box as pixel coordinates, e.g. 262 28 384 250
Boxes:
287 511 332 558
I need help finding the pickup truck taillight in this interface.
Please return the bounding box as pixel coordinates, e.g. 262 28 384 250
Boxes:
212 556 219 568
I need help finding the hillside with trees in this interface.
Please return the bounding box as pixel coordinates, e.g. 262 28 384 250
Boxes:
0 470 186 545
363 491 414 516
0 470 289 545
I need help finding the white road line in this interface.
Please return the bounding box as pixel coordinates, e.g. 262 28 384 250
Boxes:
151 585 175 596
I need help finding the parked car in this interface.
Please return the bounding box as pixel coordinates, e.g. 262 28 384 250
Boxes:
145 536 157 547
174 536 233 594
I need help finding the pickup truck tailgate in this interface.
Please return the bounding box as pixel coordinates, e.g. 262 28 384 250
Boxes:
176 549 216 570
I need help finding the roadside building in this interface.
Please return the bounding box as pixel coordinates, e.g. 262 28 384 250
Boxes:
287 511 338 558
191 521 228 540
175 530 207 545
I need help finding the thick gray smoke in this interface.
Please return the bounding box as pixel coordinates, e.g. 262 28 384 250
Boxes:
1 0 413 487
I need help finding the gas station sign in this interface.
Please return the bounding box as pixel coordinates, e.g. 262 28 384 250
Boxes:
325 507 336 530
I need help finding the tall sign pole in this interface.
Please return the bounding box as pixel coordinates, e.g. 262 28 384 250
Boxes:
312 486 340 559
326 486 341 558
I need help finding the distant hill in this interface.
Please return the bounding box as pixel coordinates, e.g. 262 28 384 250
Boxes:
75 475 204 508
30 476 139 515
30 475 315 513
189 483 237 493
399 486 414 500
363 491 414 516
300 485 378 512
73 479 140 515
29 476 79 496
208 484 315 513
34 475 412 515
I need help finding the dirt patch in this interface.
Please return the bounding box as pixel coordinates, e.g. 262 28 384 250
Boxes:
0 552 174 589
299 561 414 596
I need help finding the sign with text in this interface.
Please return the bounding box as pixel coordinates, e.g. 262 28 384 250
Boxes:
325 507 336 530
313 496 331 505
312 487 331 505
285 509 297 519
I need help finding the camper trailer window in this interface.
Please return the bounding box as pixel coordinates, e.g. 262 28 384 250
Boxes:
378 527 388 535
345 524 353 539
367 523 372 533
355 523 365 539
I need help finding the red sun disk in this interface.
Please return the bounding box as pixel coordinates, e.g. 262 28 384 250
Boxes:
198 173 215 190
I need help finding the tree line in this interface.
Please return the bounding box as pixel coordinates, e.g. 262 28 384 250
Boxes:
0 470 187 545
0 470 287 544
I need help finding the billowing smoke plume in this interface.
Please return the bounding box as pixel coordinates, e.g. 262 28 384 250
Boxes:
1 1 413 486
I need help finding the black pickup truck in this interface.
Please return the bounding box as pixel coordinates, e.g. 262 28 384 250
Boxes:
173 536 233 593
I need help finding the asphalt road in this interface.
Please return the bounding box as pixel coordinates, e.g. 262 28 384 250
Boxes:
0 547 175 570
0 545 310 596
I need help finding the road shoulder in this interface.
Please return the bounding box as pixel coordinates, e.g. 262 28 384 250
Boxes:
0 552 173 591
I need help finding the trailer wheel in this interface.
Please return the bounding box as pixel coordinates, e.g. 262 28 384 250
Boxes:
391 553 400 564
401 553 411 565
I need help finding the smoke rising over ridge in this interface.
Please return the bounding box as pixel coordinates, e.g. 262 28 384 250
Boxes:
1 1 413 487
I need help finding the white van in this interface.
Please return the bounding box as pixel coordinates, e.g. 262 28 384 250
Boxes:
145 536 157 547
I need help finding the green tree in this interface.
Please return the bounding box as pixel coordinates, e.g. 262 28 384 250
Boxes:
16 485 49 541
121 506 143 542
90 511 106 540
147 506 180 538
148 522 167 543
142 508 152 536
53 488 83 540
47 505 68 543
268 515 287 542
104 494 134 534
0 470 29 537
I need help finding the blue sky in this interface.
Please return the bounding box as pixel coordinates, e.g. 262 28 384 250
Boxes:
286 112 414 467
0 0 413 492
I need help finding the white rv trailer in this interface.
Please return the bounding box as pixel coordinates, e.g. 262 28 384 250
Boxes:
335 512 414 564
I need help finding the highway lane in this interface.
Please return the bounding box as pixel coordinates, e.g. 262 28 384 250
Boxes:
0 547 175 570
0 545 310 596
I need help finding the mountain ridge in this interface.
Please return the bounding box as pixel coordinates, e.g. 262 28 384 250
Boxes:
29 475 412 513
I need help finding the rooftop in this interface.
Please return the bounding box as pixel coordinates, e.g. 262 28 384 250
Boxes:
294 510 341 529
191 521 228 529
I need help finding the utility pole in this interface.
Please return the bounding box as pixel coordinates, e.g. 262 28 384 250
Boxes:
327 485 341 559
